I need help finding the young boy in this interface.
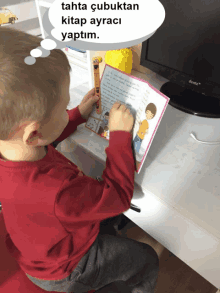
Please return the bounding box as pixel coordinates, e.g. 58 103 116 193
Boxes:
134 103 157 153
0 27 159 293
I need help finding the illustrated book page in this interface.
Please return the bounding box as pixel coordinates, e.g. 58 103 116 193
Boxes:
85 64 170 173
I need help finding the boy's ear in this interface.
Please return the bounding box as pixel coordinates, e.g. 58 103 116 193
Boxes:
23 125 34 144
23 122 41 145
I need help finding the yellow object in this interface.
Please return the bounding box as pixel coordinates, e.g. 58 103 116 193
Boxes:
105 48 133 74
92 56 103 63
137 120 149 140
0 7 18 25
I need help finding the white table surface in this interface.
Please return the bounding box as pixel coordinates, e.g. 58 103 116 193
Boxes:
56 69 220 289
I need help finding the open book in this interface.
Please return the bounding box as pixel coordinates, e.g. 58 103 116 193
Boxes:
85 64 170 174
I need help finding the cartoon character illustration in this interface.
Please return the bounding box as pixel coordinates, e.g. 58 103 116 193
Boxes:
133 103 157 153
0 7 18 26
98 111 109 136
100 126 109 139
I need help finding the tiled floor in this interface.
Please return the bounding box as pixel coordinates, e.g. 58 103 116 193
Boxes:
68 82 90 110
69 63 90 89
67 62 90 110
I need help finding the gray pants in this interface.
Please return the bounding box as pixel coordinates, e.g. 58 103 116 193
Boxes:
28 142 159 292
26 225 159 293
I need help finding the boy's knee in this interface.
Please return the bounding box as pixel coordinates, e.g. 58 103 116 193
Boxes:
142 243 159 267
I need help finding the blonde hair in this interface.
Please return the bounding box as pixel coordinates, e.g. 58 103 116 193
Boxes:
0 26 71 141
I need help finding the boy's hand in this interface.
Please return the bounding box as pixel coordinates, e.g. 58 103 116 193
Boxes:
78 88 99 120
109 102 134 133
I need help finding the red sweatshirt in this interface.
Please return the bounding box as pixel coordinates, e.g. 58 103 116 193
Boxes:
0 106 135 281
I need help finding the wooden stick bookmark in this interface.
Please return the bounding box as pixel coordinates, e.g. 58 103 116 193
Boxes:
92 56 102 114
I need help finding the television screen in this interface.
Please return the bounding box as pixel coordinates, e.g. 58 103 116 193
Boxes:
140 0 220 117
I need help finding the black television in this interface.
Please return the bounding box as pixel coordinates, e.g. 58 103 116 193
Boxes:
140 0 220 118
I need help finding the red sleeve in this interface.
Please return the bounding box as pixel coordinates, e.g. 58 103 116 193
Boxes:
55 106 87 143
54 131 135 230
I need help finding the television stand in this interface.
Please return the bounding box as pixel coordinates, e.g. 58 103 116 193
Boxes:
160 82 220 118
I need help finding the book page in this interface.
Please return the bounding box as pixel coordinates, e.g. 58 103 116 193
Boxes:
85 65 169 173
133 86 168 165
86 65 149 140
